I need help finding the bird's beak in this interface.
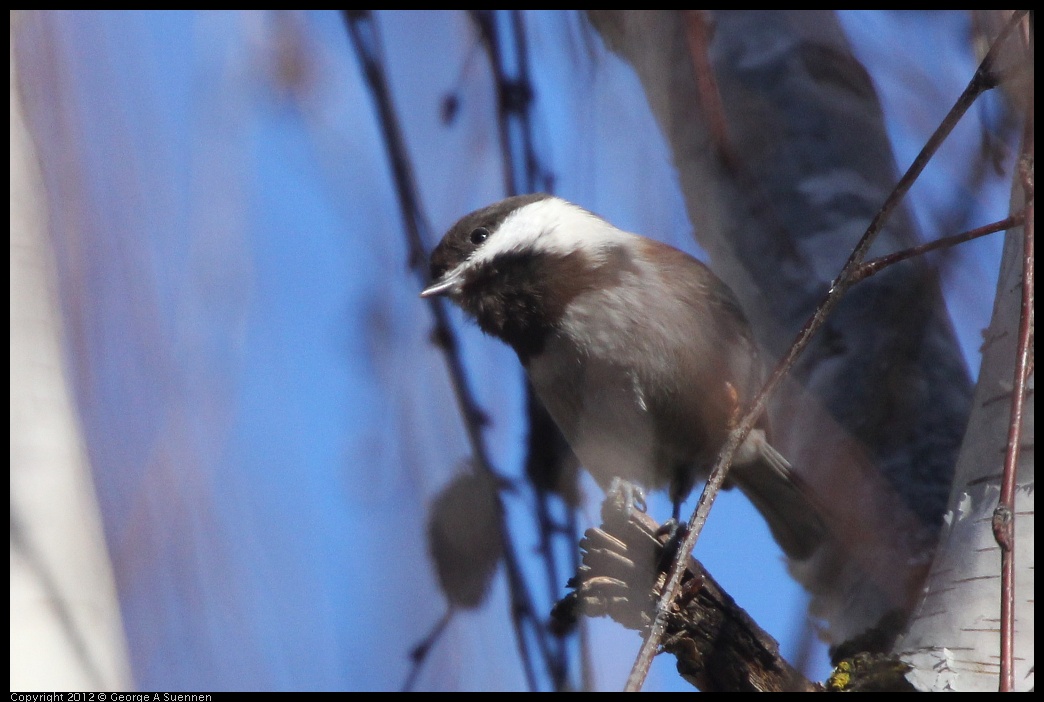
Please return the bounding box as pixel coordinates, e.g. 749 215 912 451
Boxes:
420 266 464 298
419 279 452 298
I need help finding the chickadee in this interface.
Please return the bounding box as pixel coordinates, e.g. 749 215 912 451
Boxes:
421 194 824 559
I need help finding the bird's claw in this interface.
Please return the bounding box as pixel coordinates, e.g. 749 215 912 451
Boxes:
606 477 647 518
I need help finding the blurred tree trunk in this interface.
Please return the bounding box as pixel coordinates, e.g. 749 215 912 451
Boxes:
10 10 133 691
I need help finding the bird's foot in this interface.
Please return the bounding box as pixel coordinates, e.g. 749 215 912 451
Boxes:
605 477 646 520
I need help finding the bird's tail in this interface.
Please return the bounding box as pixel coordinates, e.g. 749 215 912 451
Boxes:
731 435 826 560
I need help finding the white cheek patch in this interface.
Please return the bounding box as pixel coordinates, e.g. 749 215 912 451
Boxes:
472 197 628 267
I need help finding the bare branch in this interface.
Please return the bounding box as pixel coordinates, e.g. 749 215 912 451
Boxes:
851 212 1027 284
997 58 1033 690
557 496 819 691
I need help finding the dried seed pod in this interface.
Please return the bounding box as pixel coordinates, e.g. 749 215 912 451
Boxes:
427 470 504 609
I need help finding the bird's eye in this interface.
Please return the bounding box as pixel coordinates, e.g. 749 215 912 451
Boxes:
470 227 489 245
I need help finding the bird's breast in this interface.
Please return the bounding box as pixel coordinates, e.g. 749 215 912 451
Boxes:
525 333 679 492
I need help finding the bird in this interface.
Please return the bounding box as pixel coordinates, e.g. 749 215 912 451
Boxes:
421 193 824 559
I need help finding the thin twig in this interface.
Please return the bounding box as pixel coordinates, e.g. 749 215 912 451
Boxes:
401 608 454 692
624 9 1029 692
997 41 1033 690
850 211 1026 284
342 11 546 691
469 9 573 690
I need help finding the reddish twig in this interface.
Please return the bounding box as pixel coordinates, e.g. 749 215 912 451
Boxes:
997 46 1033 691
850 212 1026 284
683 10 736 170
624 9 1029 692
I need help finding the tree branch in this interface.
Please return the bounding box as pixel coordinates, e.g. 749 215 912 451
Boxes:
556 495 819 691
